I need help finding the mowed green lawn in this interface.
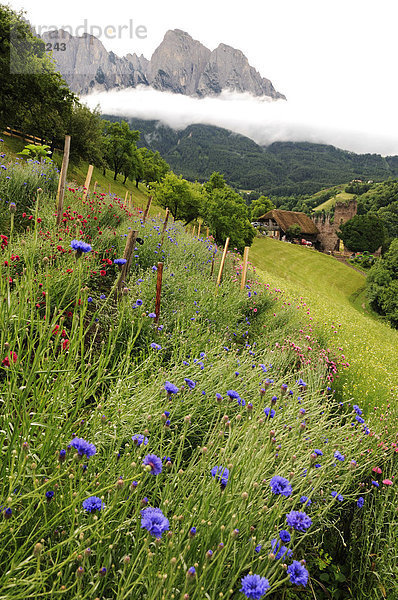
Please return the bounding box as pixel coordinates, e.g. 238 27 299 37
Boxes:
250 237 398 412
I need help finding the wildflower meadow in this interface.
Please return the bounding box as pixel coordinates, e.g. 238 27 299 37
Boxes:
0 144 397 599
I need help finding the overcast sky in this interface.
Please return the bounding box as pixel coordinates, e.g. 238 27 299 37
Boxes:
8 0 398 154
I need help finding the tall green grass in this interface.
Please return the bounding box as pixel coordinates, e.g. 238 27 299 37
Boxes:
0 158 397 600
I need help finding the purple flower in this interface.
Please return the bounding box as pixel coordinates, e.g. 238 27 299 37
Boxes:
240 574 270 599
300 496 312 506
334 451 345 461
226 390 240 400
150 343 161 350
271 538 292 560
69 437 96 459
45 491 54 501
143 454 163 475
132 434 149 446
114 258 127 265
279 529 291 543
371 480 379 488
286 510 312 531
357 497 364 508
82 496 104 512
210 465 229 488
270 476 292 497
164 381 179 395
148 313 156 318
140 507 169 537
184 378 196 389
264 407 276 418
287 560 309 586
71 240 92 254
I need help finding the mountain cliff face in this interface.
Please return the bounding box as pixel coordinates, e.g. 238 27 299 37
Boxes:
41 28 285 100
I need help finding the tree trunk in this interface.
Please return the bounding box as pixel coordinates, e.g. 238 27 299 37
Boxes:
113 171 117 181
123 175 127 184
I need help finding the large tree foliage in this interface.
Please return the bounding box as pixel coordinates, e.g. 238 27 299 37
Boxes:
250 195 275 219
202 182 255 252
66 104 105 166
137 148 169 187
101 120 140 180
151 173 203 224
0 5 76 136
337 214 385 253
367 239 398 328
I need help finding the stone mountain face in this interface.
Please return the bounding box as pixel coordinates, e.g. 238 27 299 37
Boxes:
41 28 285 100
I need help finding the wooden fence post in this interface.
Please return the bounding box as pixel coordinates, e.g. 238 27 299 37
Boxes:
93 181 98 194
206 227 209 238
56 135 71 226
83 164 94 200
116 229 138 295
197 222 201 238
124 190 129 203
155 262 164 323
216 237 230 287
192 226 196 237
160 208 170 246
142 195 152 223
240 247 250 290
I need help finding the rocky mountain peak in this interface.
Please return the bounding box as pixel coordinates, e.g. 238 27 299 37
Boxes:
41 27 285 100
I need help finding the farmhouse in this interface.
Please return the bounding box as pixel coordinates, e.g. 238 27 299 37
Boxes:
258 209 319 243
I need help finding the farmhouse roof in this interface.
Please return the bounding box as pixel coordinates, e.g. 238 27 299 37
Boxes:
258 209 319 235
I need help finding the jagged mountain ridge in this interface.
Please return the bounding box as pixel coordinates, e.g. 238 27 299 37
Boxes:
41 28 285 99
104 116 398 195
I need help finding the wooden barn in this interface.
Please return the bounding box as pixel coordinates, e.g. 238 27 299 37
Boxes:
258 209 319 243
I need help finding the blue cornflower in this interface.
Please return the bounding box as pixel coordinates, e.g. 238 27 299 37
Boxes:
140 507 169 538
114 258 127 265
45 491 54 500
371 480 379 488
226 390 240 400
82 496 104 512
353 405 362 415
184 378 196 389
334 451 345 461
150 343 162 350
279 529 291 543
240 573 270 599
287 561 309 586
143 454 163 475
286 510 312 531
271 538 292 560
69 437 96 458
148 313 156 318
59 449 66 461
71 240 92 254
355 415 365 424
254 544 262 553
87 297 93 303
210 465 229 488
164 381 179 395
132 434 149 446
313 449 323 456
270 476 292 497
297 378 307 388
3 507 12 519
357 497 364 508
264 407 276 418
300 496 312 505
331 491 344 501
100 294 106 300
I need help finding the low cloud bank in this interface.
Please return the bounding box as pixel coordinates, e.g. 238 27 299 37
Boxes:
82 87 398 156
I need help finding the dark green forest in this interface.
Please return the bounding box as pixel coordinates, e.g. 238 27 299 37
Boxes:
104 116 398 197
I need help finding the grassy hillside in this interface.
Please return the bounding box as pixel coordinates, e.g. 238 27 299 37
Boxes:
1 133 151 209
250 237 398 409
313 190 355 212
